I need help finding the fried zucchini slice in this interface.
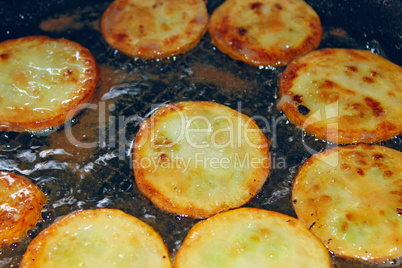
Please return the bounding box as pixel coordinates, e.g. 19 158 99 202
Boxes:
101 0 208 59
208 0 322 66
20 209 172 268
292 144 402 262
278 48 402 144
133 101 270 218
0 36 98 132
174 207 331 267
0 172 46 246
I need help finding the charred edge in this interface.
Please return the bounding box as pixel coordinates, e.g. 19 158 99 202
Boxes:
297 105 310 115
364 97 383 117
346 66 358 72
159 153 168 162
238 27 248 36
309 221 316 230
250 2 263 10
115 33 128 42
363 77 374 83
139 25 145 34
0 53 9 60
397 208 402 216
323 80 335 88
293 95 303 103
230 37 243 51
281 63 306 91
379 121 396 131
373 154 384 160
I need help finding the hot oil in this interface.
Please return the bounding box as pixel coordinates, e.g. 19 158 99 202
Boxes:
0 1 401 267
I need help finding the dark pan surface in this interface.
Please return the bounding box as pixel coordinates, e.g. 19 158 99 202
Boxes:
0 0 401 267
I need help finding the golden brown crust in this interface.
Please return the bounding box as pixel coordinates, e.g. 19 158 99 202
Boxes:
0 172 46 246
0 36 99 132
174 208 331 267
208 0 322 66
292 144 402 262
20 209 172 267
278 48 402 144
133 101 270 218
101 0 208 59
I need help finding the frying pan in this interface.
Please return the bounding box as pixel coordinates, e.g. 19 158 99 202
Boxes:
0 0 401 267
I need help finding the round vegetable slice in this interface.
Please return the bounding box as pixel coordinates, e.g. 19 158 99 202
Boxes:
208 0 322 66
133 101 270 218
20 209 172 267
293 144 402 261
0 171 46 246
0 36 98 132
174 208 331 267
